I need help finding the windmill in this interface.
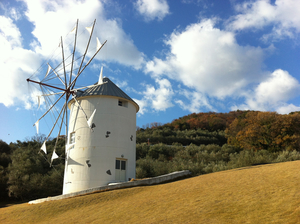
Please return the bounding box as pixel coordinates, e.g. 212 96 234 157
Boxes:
27 19 139 194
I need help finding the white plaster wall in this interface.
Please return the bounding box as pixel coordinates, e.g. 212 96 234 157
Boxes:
63 95 137 194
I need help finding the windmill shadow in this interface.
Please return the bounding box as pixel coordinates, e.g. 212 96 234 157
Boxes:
67 157 84 166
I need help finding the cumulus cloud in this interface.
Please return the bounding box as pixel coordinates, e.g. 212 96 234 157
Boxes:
9 7 21 21
133 98 147 115
144 18 300 114
0 0 145 110
175 90 214 113
23 0 144 68
137 78 174 114
0 16 42 108
227 0 300 40
277 104 300 114
0 2 22 21
134 0 170 21
254 69 299 103
0 16 22 47
233 69 300 111
145 19 265 99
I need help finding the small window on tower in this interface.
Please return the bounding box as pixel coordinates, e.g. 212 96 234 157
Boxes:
118 99 128 108
69 132 75 144
115 160 120 169
121 160 126 170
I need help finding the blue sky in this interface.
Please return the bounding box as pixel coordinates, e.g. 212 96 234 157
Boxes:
1 0 300 144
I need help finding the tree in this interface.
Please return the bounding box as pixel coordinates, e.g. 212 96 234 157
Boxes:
0 140 12 199
7 146 45 199
6 138 65 200
226 111 300 152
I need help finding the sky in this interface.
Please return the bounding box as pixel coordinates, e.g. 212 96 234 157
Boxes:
0 0 300 144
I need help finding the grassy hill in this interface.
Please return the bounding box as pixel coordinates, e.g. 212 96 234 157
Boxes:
1 161 300 223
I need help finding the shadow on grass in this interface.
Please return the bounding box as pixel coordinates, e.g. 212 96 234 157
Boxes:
0 200 26 208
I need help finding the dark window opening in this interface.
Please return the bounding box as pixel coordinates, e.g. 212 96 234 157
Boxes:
121 161 126 170
118 99 128 108
69 132 75 144
115 160 120 169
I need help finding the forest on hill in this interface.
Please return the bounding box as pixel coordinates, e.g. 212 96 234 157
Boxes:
1 110 300 201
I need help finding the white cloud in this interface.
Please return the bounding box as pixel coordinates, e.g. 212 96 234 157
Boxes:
137 78 174 113
0 16 42 108
254 69 299 103
0 2 22 21
23 0 144 68
175 90 214 113
145 19 265 99
10 8 21 21
277 104 300 114
233 69 300 111
134 98 147 115
144 18 300 114
227 0 300 40
0 0 145 110
134 0 170 21
0 16 22 47
96 17 145 68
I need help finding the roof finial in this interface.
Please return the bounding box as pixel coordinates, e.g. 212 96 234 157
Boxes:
98 66 103 84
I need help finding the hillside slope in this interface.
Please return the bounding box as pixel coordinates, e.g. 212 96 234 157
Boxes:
1 161 300 223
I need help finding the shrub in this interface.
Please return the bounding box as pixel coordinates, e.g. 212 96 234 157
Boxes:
275 150 300 162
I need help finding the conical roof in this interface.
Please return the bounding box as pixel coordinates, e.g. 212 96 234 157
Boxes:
75 77 139 111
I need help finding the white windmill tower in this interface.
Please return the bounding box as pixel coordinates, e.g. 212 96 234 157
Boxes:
27 19 139 195
63 74 139 194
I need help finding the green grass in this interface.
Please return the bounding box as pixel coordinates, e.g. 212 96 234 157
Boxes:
1 161 300 223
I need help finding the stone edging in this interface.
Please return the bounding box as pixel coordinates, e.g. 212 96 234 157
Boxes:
28 170 191 204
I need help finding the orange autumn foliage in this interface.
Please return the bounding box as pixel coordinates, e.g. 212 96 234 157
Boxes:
226 111 300 152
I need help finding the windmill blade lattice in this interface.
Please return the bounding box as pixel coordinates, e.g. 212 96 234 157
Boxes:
27 19 106 165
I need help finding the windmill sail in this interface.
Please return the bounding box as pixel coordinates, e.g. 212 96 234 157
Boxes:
85 26 92 34
44 64 51 78
87 109 96 128
40 141 47 154
50 149 59 167
96 37 102 51
70 24 77 33
34 120 39 134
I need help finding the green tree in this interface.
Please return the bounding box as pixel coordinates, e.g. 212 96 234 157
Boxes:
0 140 12 199
7 138 65 200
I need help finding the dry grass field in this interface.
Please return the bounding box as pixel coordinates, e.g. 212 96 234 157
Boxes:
0 160 300 223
